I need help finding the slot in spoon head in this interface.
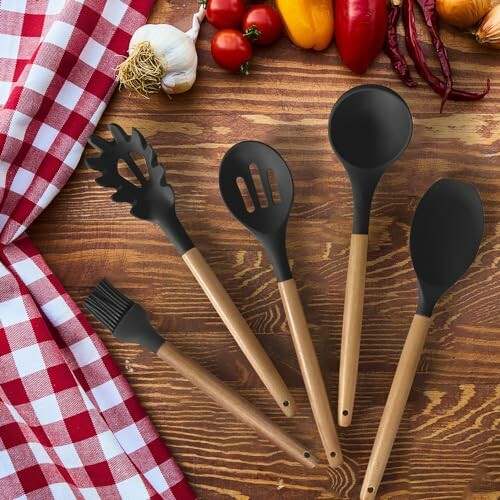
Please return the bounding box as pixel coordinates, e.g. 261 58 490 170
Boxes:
219 141 294 281
411 179 484 316
328 85 413 232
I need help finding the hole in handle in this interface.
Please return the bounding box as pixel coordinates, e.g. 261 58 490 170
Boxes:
342 410 349 416
367 487 374 494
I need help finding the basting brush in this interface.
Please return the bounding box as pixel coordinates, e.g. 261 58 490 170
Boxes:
84 279 317 469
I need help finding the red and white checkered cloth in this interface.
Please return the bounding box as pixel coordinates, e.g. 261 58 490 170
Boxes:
0 1 195 499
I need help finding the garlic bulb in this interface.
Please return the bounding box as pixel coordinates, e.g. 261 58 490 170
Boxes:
476 4 500 48
436 0 490 29
118 6 205 97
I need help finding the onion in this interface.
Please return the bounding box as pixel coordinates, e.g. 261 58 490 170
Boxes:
436 0 491 29
476 4 500 48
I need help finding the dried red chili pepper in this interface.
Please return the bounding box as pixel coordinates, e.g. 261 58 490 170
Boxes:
385 2 417 87
402 0 490 108
414 0 452 110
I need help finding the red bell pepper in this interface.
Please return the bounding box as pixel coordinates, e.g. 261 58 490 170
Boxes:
335 0 388 74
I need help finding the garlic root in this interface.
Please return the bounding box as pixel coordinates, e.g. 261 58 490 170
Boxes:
117 41 165 97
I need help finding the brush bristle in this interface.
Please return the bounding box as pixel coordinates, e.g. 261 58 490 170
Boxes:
84 279 133 332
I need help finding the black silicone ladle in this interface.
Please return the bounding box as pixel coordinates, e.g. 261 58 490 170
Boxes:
219 141 343 468
361 179 484 499
328 85 413 427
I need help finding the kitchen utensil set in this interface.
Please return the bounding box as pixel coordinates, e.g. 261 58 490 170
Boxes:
85 85 484 485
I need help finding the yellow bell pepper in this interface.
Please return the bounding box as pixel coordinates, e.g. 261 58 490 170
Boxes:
276 0 334 51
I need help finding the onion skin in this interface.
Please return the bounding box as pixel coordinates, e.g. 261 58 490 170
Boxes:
476 4 500 48
436 0 491 29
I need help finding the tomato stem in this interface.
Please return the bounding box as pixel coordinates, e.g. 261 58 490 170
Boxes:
240 61 250 76
244 25 261 41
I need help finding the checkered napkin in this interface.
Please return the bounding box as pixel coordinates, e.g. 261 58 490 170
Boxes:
0 1 195 499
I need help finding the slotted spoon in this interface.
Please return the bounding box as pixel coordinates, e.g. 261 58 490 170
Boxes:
219 140 343 468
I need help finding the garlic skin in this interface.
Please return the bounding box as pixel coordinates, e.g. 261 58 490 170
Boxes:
476 4 500 49
130 24 198 94
436 0 490 29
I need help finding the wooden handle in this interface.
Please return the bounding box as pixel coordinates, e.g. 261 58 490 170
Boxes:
278 279 343 468
156 341 317 469
338 233 368 427
360 314 432 499
182 247 296 417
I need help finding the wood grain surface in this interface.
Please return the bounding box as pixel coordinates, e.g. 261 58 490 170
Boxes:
29 1 499 498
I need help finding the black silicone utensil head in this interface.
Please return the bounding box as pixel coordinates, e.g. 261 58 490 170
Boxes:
85 124 192 254
219 141 294 282
328 85 413 233
84 278 164 353
411 179 483 317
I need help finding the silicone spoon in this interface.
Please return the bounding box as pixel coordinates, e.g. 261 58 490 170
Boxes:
361 179 483 499
219 141 343 468
86 124 295 417
328 85 413 427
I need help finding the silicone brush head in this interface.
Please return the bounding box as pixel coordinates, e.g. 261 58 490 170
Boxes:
410 179 484 316
84 279 164 353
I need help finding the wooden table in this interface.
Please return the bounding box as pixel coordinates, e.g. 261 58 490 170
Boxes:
30 2 499 498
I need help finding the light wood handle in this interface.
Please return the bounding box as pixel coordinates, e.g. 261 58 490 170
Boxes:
360 314 432 499
338 233 368 427
156 341 317 468
182 247 296 417
278 279 343 468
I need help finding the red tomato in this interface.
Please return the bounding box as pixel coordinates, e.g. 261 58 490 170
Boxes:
242 5 282 46
211 29 253 74
205 0 246 29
